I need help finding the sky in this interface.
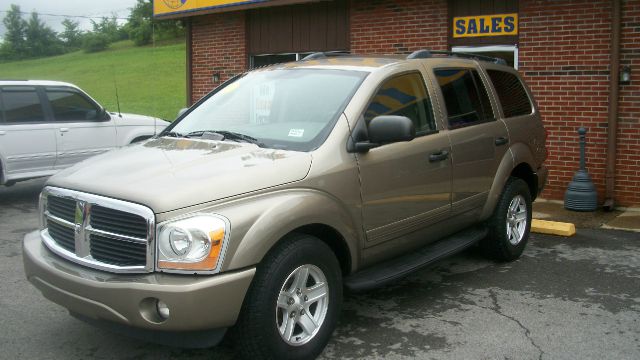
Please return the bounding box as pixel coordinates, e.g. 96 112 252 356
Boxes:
0 0 138 38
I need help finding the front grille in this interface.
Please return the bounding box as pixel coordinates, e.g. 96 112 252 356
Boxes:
90 234 147 266
47 196 76 222
41 187 154 273
91 205 148 239
47 220 75 252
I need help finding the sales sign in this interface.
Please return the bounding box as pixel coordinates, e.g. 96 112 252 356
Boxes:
453 13 518 38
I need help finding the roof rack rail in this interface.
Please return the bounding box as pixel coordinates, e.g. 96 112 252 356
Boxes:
407 49 507 65
301 52 351 61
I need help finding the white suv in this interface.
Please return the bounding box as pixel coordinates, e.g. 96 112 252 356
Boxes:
0 80 170 186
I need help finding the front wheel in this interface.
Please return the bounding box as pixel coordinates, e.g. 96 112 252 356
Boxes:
232 234 342 360
482 177 532 262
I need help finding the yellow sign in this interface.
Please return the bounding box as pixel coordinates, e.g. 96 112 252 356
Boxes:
154 0 269 17
453 13 518 38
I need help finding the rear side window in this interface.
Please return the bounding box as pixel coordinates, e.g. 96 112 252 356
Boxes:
46 89 100 121
364 72 436 134
0 87 46 123
434 68 494 129
487 70 532 118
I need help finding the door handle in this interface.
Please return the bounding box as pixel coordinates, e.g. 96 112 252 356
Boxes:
59 128 69 133
429 150 449 162
495 137 509 146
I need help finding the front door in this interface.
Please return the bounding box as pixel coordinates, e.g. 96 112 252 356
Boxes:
45 87 117 169
356 72 452 247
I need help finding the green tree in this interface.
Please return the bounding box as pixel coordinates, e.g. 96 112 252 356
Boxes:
0 4 27 60
24 11 63 57
91 15 127 43
60 19 83 50
126 0 184 46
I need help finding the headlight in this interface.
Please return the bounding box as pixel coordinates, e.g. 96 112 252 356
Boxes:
157 214 229 273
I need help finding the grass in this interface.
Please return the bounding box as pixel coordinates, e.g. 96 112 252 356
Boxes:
0 40 186 121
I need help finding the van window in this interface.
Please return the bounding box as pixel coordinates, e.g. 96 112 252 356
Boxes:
364 72 436 134
434 68 494 129
1 87 46 123
487 70 532 118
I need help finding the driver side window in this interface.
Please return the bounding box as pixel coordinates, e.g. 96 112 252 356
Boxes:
45 89 101 122
364 72 436 135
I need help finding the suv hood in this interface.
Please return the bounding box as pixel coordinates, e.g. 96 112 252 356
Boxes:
47 137 312 213
114 112 171 127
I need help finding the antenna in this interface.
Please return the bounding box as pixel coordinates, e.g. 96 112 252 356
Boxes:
112 67 122 118
152 19 158 136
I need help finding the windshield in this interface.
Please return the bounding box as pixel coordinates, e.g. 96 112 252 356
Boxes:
168 68 367 151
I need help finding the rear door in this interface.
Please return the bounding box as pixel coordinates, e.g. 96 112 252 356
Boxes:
431 67 509 220
45 86 117 169
0 86 57 178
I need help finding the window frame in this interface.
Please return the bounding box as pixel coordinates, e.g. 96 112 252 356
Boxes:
432 67 496 130
0 86 49 125
44 86 107 123
360 70 439 139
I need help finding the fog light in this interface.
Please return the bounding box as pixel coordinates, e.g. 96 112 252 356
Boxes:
156 300 170 320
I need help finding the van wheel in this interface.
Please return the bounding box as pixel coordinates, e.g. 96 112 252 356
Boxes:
233 234 342 360
482 177 532 262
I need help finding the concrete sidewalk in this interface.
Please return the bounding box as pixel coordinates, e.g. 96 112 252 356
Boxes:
533 199 640 232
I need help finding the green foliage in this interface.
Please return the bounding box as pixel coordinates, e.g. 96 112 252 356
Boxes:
1 4 27 60
25 12 64 57
82 33 110 53
126 0 184 46
60 19 83 50
0 41 187 120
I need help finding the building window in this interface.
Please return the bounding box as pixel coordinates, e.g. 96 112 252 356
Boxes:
452 45 518 69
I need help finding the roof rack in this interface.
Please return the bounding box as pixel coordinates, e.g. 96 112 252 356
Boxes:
406 50 507 65
301 52 352 61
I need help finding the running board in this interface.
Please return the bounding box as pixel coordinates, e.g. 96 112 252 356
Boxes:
345 226 488 292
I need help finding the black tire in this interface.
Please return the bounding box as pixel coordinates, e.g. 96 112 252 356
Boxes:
232 234 342 360
482 177 532 262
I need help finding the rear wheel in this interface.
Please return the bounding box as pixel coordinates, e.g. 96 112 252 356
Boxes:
482 177 532 261
233 234 342 360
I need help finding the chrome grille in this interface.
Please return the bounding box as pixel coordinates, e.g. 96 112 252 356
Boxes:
89 234 147 266
90 205 148 239
41 187 155 273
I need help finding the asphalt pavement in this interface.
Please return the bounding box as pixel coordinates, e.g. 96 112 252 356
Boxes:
1 179 639 359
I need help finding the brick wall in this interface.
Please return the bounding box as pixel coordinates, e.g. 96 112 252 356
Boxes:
350 0 448 54
519 0 613 204
190 12 247 103
618 0 640 206
520 0 639 207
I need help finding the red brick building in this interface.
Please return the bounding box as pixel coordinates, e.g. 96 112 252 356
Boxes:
155 0 640 208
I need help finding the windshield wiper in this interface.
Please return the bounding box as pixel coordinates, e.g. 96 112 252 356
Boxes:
184 130 264 146
161 131 183 138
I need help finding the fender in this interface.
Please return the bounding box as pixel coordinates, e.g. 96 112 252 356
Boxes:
115 126 157 146
207 189 361 273
480 142 537 219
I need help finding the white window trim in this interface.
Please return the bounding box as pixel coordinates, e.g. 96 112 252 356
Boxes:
451 45 519 69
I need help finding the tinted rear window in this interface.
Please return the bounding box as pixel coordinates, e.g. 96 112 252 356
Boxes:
434 68 494 129
0 87 45 123
487 70 532 118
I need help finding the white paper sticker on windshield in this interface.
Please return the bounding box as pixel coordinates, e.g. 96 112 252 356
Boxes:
288 129 304 138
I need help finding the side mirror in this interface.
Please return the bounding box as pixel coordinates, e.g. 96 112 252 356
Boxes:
351 115 415 153
177 108 189 118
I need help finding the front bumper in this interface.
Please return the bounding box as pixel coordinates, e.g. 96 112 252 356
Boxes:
23 230 255 334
